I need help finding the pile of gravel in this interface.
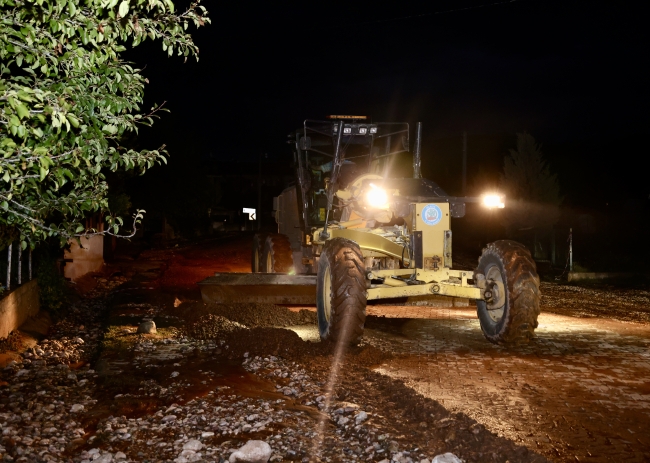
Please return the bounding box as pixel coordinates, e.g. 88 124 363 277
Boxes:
184 314 247 340
180 302 316 329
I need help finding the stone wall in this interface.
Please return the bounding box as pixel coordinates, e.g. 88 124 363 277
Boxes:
0 279 40 339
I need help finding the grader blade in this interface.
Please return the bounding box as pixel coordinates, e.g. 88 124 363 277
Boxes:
199 273 317 305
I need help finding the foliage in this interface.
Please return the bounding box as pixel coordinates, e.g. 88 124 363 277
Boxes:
34 245 67 316
0 0 210 251
499 133 561 233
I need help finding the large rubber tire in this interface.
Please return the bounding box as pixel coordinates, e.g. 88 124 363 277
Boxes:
262 234 294 273
475 240 540 345
251 234 268 273
316 238 367 345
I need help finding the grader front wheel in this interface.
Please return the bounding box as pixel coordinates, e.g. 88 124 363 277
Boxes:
316 238 367 345
475 240 540 345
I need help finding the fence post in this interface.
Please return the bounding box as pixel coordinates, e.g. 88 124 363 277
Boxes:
17 245 22 286
6 243 12 291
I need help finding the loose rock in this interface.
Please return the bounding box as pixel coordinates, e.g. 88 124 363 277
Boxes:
137 320 157 334
229 440 273 463
432 453 463 463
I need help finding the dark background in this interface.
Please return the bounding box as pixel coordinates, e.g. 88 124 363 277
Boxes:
121 0 649 269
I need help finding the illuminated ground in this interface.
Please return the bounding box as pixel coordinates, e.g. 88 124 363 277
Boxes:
149 233 650 462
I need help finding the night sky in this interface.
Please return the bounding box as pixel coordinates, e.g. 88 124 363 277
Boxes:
128 0 648 209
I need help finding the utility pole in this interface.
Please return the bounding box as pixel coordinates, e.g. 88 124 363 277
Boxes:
413 122 422 179
569 227 573 272
462 131 467 195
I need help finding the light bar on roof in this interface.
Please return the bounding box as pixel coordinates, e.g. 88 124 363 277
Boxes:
327 115 368 120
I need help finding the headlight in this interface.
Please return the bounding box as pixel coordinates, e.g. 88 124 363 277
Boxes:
482 193 505 209
366 184 389 209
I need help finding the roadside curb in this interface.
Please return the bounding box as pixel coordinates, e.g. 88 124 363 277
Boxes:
567 272 650 282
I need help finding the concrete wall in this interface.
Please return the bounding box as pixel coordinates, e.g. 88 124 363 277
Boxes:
0 279 40 339
64 235 104 281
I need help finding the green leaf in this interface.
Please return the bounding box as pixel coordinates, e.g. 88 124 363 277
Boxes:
16 103 30 120
118 0 129 17
67 114 79 128
17 90 34 102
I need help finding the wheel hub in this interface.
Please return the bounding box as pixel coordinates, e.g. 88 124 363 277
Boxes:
485 265 505 322
323 266 332 323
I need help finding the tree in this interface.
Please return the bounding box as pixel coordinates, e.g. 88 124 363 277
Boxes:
0 0 210 250
499 133 561 233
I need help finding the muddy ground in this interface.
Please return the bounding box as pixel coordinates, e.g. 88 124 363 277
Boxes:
2 232 649 462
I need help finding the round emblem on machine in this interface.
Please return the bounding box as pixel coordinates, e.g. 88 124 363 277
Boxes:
421 204 442 226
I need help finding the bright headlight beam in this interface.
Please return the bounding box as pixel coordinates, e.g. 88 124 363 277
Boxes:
482 193 505 209
366 184 388 209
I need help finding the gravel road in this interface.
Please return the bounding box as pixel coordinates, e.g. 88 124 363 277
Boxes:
1 234 647 463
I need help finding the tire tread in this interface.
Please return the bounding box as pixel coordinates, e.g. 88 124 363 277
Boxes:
319 238 367 345
476 240 541 345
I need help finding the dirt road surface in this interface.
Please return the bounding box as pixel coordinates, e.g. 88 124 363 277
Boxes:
2 233 648 462
151 233 650 462
360 308 650 462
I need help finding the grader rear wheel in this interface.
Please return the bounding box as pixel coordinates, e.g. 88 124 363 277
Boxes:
262 234 294 273
475 240 540 345
316 238 367 345
251 234 268 273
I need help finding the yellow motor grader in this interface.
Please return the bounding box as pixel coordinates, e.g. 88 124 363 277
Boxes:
200 117 540 346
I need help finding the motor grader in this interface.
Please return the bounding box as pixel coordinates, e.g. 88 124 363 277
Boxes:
200 116 540 346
